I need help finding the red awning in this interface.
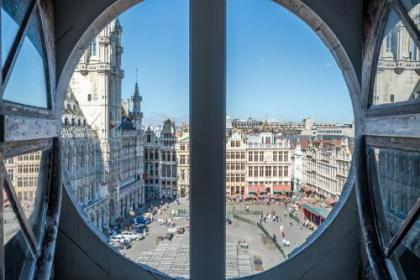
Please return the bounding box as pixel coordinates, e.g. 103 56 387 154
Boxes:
273 185 291 192
248 185 266 193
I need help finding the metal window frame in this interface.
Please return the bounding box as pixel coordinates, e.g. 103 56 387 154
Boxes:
190 0 226 279
1 0 54 115
357 0 420 276
9 0 420 279
363 136 420 277
50 0 365 277
365 0 420 116
0 0 60 280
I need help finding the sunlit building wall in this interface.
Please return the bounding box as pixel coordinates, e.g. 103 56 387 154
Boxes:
246 132 293 196
298 139 352 200
226 131 247 196
176 130 190 198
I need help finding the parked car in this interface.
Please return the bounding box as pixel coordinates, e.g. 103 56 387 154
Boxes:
109 241 125 250
133 216 151 226
119 238 133 249
109 236 121 243
118 231 144 241
109 235 131 244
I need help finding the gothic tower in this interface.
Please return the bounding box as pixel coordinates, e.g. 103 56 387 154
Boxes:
131 80 143 130
69 18 124 224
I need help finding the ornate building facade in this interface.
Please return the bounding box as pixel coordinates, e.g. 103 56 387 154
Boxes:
246 132 293 196
62 89 109 229
176 129 190 198
69 19 144 227
224 131 293 197
294 139 353 201
226 131 246 196
143 120 178 200
143 127 161 200
231 118 354 138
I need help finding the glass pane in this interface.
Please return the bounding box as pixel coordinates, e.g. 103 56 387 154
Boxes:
368 147 420 246
372 9 420 106
4 150 48 239
1 0 32 64
392 222 420 279
3 189 34 279
401 0 420 32
3 190 22 244
3 11 49 108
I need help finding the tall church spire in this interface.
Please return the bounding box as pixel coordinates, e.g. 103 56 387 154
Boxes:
131 69 143 129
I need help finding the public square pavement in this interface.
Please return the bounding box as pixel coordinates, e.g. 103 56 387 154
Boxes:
228 201 313 255
120 198 314 278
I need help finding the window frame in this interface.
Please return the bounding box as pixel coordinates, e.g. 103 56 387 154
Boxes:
0 0 60 279
364 0 420 117
357 1 420 279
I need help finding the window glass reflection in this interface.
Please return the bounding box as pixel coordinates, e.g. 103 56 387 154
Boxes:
3 189 33 279
372 9 420 106
1 0 32 64
3 190 22 244
393 225 420 279
368 147 420 248
4 150 48 238
3 12 48 108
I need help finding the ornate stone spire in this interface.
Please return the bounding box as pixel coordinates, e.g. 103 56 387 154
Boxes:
131 69 143 129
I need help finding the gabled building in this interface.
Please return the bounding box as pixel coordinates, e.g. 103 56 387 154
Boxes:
226 130 247 196
176 130 190 197
143 120 178 200
297 139 352 201
246 132 293 196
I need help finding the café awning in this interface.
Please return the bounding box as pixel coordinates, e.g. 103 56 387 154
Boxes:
273 185 291 193
248 185 266 194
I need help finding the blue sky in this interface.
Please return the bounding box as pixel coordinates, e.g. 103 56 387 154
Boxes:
120 0 353 125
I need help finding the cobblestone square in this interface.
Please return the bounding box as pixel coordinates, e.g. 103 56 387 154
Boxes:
120 198 313 278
